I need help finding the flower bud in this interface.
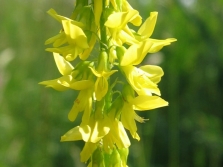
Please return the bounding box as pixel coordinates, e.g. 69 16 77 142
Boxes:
92 147 105 167
97 51 108 72
116 46 126 65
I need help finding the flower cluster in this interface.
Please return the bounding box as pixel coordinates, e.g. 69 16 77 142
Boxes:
40 0 176 166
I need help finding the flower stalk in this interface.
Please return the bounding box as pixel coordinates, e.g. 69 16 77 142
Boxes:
39 0 176 166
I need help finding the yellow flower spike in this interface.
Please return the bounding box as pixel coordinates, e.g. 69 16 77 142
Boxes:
121 65 161 96
53 52 74 75
94 0 103 26
89 67 117 101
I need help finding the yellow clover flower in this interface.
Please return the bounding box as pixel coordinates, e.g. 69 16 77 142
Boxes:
39 53 94 91
61 115 130 162
46 20 89 61
121 85 168 140
104 10 141 45
120 65 163 96
68 88 93 122
89 67 117 101
137 12 177 51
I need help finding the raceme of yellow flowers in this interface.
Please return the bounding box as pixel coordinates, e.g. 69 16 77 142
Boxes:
39 0 176 166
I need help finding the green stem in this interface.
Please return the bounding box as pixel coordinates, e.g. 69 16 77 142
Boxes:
100 0 107 51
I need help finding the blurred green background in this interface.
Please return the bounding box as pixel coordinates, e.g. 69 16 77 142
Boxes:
1 0 223 166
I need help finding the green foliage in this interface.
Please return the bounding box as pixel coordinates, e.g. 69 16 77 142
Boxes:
0 0 222 166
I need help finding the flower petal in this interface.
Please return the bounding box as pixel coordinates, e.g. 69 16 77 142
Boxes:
69 80 94 90
39 75 72 91
139 65 164 84
60 126 82 141
53 52 74 75
138 12 158 38
132 95 168 110
121 102 140 140
80 142 97 162
148 38 177 53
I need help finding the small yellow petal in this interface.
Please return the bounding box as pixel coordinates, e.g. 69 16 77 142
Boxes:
138 12 158 38
60 126 82 141
94 77 108 101
53 52 74 75
148 38 177 53
132 95 168 110
139 65 164 84
80 142 97 162
69 80 94 90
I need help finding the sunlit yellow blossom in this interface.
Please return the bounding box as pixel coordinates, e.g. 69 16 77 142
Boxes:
61 115 130 162
89 67 117 101
120 40 153 66
46 20 89 61
105 10 141 45
39 53 94 91
68 88 93 122
41 0 176 165
137 12 177 51
120 65 163 96
121 85 168 140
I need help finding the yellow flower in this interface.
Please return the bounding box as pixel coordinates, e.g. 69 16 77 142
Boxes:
120 85 168 140
61 115 130 162
39 53 94 91
68 88 93 122
137 12 177 52
120 65 163 96
105 10 141 45
46 20 89 61
89 67 117 101
120 40 153 66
